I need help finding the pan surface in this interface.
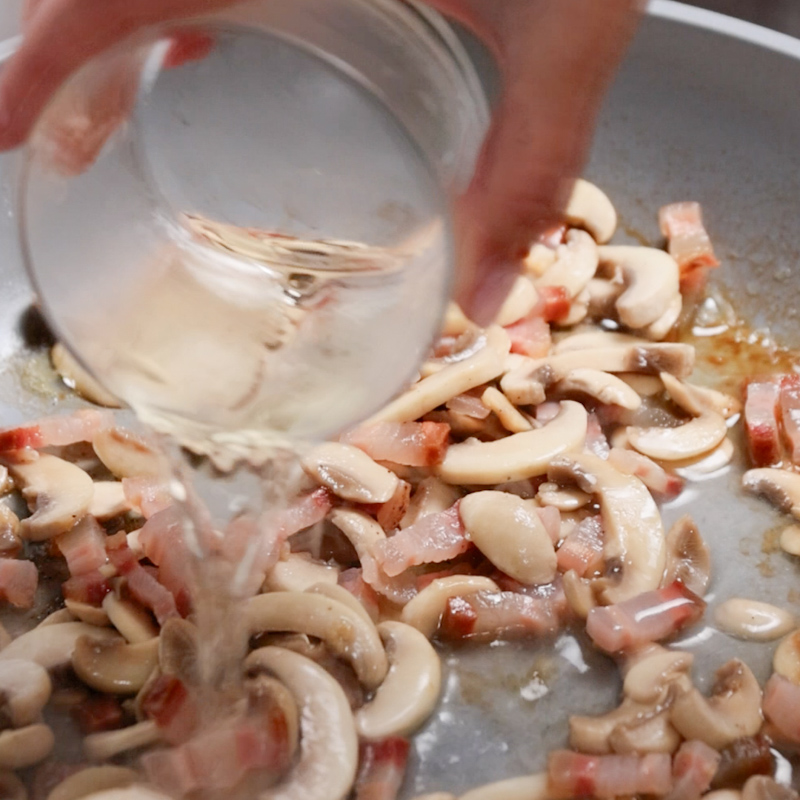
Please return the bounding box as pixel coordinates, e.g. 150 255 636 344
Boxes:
0 2 798 796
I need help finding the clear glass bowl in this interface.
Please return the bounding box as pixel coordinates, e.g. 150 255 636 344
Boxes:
18 0 489 460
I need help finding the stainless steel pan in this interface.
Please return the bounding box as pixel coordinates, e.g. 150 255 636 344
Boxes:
0 2 798 795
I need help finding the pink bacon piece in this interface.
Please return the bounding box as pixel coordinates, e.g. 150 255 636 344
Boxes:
374 505 468 578
664 740 721 800
0 558 37 608
56 516 108 576
744 379 782 467
354 738 411 800
123 477 173 519
548 750 673 799
338 568 381 621
0 409 113 452
658 202 719 276
556 516 604 577
140 674 199 746
608 448 684 500
506 314 552 358
779 374 800 465
62 569 111 605
585 413 610 459
343 421 450 467
763 674 800 744
586 580 705 653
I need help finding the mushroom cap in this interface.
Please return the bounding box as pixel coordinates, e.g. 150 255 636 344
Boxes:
72 635 159 695
565 179 618 244
0 658 52 727
0 723 54 770
0 622 121 669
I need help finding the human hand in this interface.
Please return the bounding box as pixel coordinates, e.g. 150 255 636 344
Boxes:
0 0 642 323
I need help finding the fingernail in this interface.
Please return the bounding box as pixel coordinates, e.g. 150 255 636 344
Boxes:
461 265 519 327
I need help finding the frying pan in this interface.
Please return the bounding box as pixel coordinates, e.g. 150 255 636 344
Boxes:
0 1 798 795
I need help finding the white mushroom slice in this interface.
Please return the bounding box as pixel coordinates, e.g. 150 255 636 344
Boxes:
713 599 794 642
302 443 398 504
494 276 539 326
662 515 711 596
480 387 533 433
536 230 599 298
369 327 510 424
264 554 339 594
10 454 94 540
0 659 51 727
46 766 139 800
773 630 800 684
742 469 800 519
0 724 54 769
92 428 168 479
556 368 642 410
437 401 588 485
64 600 110 627
672 437 734 478
306 582 374 625
401 478 461 529
441 302 474 337
499 359 548 407
0 505 19 550
622 648 694 705
401 576 500 638
627 411 727 462
608 710 681 755
598 246 680 329
102 595 158 644
569 698 654 755
618 373 664 397
460 772 549 800
246 647 358 800
537 483 591 512
639 294 682 341
72 636 159 695
37 608 76 627
660 372 740 419
669 659 762 750
558 290 589 327
83 721 161 762
89 482 131 521
780 525 800 557
459 492 556 585
0 622 121 669
51 343 121 408
585 278 624 319
561 570 595 619
565 179 618 244
554 330 646 354
524 243 557 277
329 508 385 574
548 453 665 603
245 592 388 689
356 621 441 740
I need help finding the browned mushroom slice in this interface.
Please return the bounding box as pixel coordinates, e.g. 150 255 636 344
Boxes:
742 469 800 519
72 636 159 694
302 443 398 504
662 515 711 596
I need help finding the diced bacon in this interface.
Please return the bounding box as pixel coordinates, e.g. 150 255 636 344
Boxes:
158 548 194 618
586 580 705 653
140 674 198 745
343 421 450 467
608 448 684 500
0 409 114 452
439 587 565 640
360 481 412 533
123 477 173 519
664 740 721 800
0 558 37 608
280 488 333 538
415 563 475 591
744 379 782 467
446 393 492 420
557 516 604 577
779 374 800 465
355 738 411 800
537 286 572 322
62 569 111 605
141 746 198 798
585 413 610 459
548 750 673 799
712 736 774 789
56 516 108 576
374 505 468 578
338 568 382 620
658 202 719 276
537 505 562 545
763 674 800 743
71 694 124 734
137 506 184 567
506 314 552 358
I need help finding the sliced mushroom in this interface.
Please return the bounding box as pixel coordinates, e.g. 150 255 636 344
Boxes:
598 246 680 329
369 327 510 424
627 411 727 461
329 508 385 577
245 591 388 689
714 599 794 642
302 443 398 504
561 569 595 619
10 454 94 540
460 772 549 800
494 276 539 326
499 358 548 406
742 469 800 519
437 401 588 485
565 179 618 244
89 482 131 521
401 575 499 637
556 368 642 410
356 621 441 740
524 243 557 277
72 635 159 694
264 553 339 593
638 294 682 342
480 387 533 433
553 330 647 353
742 776 799 800
537 483 591 512
558 288 590 327
622 646 694 705
662 515 711 596
441 302 474 337
548 453 665 603
0 772 26 800
83 721 161 762
37 608 76 627
158 618 199 685
46 766 139 800
773 630 800 684
246 647 358 800
660 372 740 419
618 373 664 397
459 492 556 585
401 478 461 529
64 600 110 627
0 658 51 727
52 343 121 408
673 437 735 478
0 723 54 769
670 659 762 750
607 710 681 755
102 594 159 644
306 582 375 625
244 673 300 761
92 428 167 479
0 622 121 669
569 698 656 755
537 230 599 298
779 525 800 557
0 505 20 555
